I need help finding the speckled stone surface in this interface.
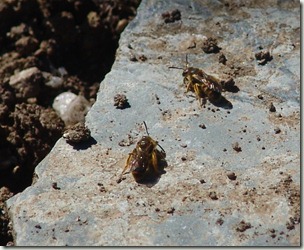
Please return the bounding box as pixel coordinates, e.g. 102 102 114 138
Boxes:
7 0 300 246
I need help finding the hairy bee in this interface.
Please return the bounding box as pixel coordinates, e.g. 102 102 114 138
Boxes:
171 55 223 107
117 122 166 184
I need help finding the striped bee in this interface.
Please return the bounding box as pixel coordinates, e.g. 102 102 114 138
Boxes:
117 122 166 184
171 55 223 107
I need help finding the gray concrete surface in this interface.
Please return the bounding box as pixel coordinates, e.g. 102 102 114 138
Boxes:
7 0 300 246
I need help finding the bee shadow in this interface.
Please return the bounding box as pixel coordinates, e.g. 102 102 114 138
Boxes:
221 79 240 93
115 101 131 109
68 136 97 150
135 158 168 187
210 95 233 109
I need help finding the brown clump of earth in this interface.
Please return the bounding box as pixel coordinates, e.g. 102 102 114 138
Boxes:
0 0 140 245
161 9 181 23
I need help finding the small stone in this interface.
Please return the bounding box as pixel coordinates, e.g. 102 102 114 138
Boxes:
53 92 91 126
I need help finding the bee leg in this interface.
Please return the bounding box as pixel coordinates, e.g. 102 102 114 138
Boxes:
186 82 191 93
202 97 207 106
184 77 192 92
193 84 203 107
117 154 132 183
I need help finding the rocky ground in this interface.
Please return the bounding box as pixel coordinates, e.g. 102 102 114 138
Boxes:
3 0 301 246
0 0 140 245
6 0 301 246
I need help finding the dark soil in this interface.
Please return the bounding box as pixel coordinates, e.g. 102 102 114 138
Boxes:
0 0 140 245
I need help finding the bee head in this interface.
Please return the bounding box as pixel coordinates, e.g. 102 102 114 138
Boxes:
182 68 188 76
137 136 156 153
183 66 198 77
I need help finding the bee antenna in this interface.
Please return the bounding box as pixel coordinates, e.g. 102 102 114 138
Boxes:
168 66 183 70
143 121 166 153
143 121 150 136
185 54 189 68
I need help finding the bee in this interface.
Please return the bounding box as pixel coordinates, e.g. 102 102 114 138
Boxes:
170 55 223 107
117 122 166 184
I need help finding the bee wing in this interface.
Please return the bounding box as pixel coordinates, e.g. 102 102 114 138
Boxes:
192 73 221 92
204 74 222 92
192 73 207 84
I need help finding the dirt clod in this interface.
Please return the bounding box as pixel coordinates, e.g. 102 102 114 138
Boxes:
236 220 252 232
227 171 237 180
269 102 276 112
202 37 221 54
220 78 239 93
274 127 281 134
255 50 273 65
114 94 130 109
130 54 148 62
199 124 206 129
209 191 218 200
161 9 181 23
97 183 106 193
167 207 175 214
218 53 227 65
257 94 264 100
216 218 224 225
63 122 91 144
52 182 61 190
232 142 242 152
181 156 187 161
138 55 147 62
